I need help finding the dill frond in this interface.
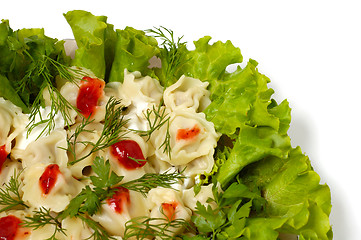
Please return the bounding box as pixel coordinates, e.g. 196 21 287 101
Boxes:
68 97 129 165
120 169 185 197
123 207 193 240
146 26 189 87
22 207 66 240
25 55 84 139
130 101 172 159
0 169 28 213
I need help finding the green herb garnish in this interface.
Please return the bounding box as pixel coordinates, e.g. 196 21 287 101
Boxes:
146 26 189 87
130 101 171 158
68 97 128 165
22 207 66 240
0 169 28 213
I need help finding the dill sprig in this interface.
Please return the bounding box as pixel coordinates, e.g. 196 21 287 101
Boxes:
146 26 189 87
68 97 129 165
130 101 171 158
120 169 185 197
22 207 66 240
64 115 95 164
25 55 84 138
0 169 28 213
160 119 171 159
123 207 193 240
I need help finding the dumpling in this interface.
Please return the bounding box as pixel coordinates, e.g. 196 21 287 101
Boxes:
147 187 192 236
66 122 104 179
119 69 163 131
0 210 31 239
103 131 155 183
21 163 83 212
0 97 27 153
0 161 23 211
104 81 131 107
57 217 93 240
164 75 211 112
91 188 149 237
13 129 68 169
150 109 220 176
57 67 109 123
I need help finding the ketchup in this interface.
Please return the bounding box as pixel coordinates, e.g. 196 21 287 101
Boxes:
39 164 61 195
176 125 201 141
0 145 8 173
110 140 146 170
162 202 178 221
0 215 21 240
106 187 130 214
76 76 105 117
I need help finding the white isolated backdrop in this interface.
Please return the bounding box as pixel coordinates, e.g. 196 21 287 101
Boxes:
1 0 361 239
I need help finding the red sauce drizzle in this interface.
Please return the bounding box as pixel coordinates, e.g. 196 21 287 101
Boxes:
0 145 8 173
0 215 21 240
162 201 178 221
76 76 105 117
176 125 201 141
106 187 130 214
110 140 146 170
39 164 61 195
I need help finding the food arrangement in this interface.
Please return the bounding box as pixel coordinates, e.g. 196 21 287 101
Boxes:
0 10 332 240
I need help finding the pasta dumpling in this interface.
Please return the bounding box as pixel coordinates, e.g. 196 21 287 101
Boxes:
22 163 83 212
164 75 211 112
148 187 192 236
58 67 109 123
91 188 149 237
0 97 27 153
119 70 163 131
13 129 68 169
104 131 155 183
151 109 220 175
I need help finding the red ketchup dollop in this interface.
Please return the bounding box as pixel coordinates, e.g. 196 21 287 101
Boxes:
106 187 130 214
176 125 201 141
0 145 8 173
76 76 105 117
110 140 146 170
0 215 21 240
161 201 178 221
39 164 61 195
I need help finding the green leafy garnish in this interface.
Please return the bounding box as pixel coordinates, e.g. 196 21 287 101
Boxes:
61 157 124 218
130 101 171 158
68 97 128 165
147 26 190 87
0 169 28 213
123 207 193 240
191 182 260 239
22 207 66 240
26 56 83 138
120 169 185 197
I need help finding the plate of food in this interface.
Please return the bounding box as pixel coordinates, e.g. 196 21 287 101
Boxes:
0 8 334 240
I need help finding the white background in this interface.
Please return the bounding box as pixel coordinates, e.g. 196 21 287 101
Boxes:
1 0 360 239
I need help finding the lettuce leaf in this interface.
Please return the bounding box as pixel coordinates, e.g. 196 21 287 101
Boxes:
216 124 291 186
176 36 243 85
241 147 332 239
64 10 116 80
178 33 332 239
108 27 159 82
